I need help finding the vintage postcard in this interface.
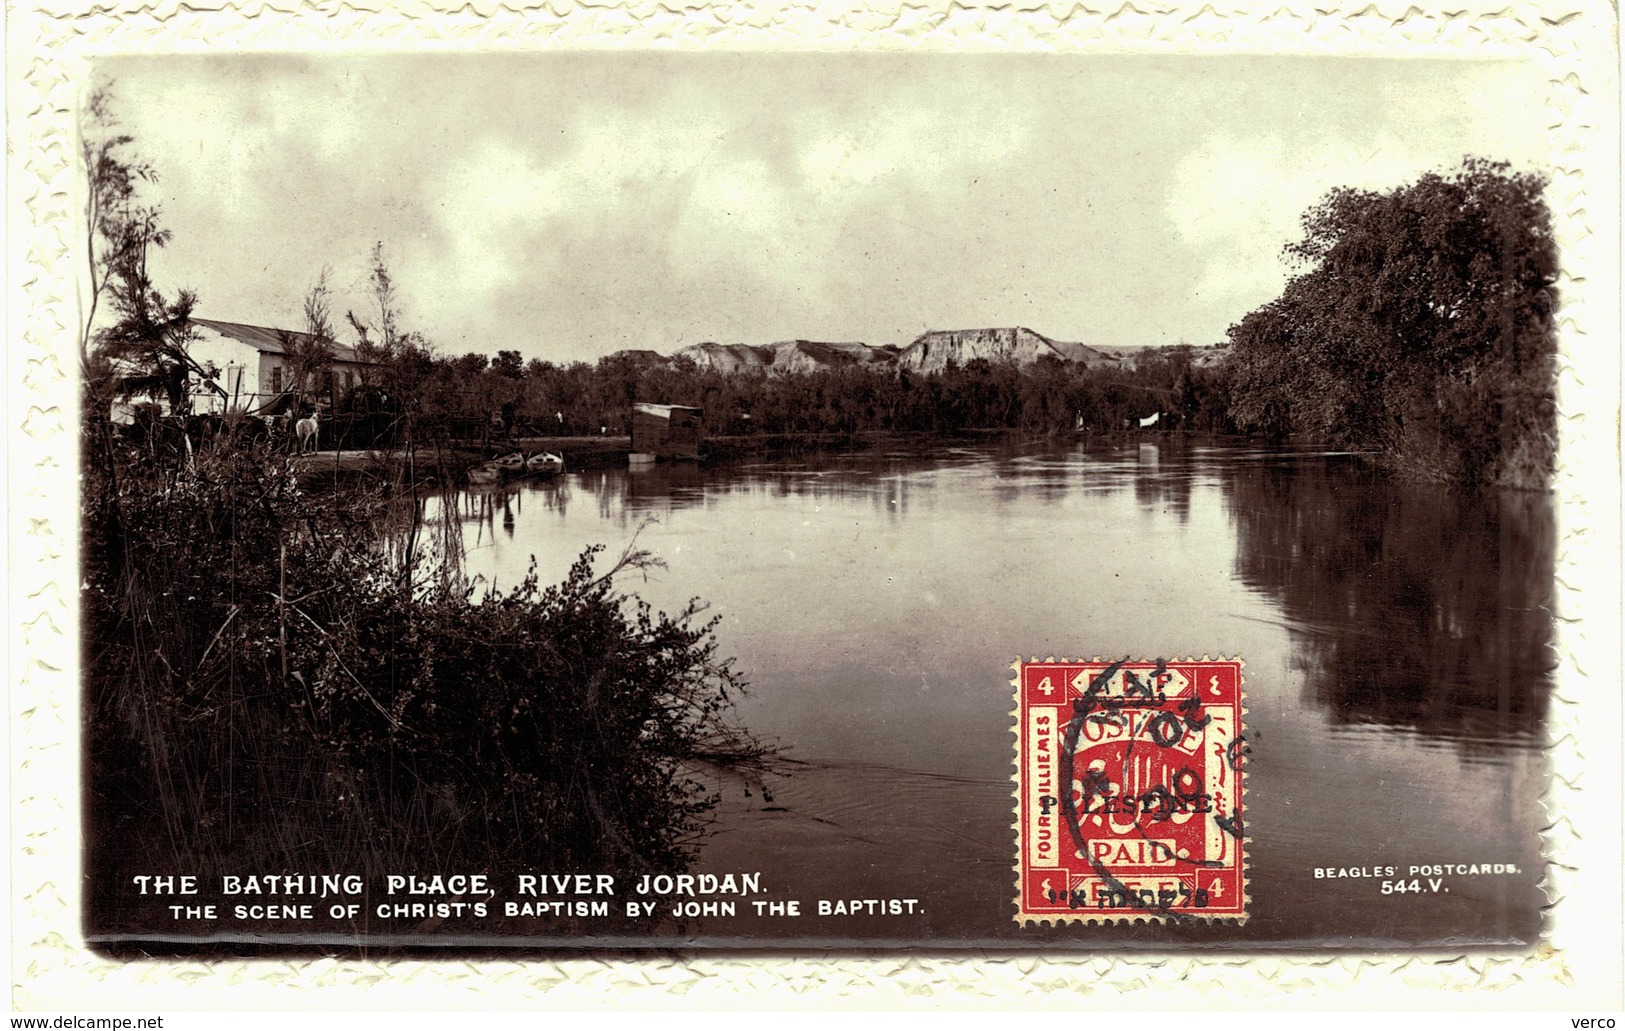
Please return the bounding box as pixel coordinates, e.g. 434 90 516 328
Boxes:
9 0 1622 1010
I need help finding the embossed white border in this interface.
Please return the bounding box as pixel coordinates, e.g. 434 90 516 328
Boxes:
7 0 1620 1010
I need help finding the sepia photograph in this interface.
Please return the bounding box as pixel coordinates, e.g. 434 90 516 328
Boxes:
68 49 1574 958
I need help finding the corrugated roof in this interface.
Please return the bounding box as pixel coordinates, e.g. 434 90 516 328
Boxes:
634 403 702 416
192 317 373 366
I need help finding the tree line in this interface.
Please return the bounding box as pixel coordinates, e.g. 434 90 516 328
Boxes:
368 346 1233 441
267 241 1232 441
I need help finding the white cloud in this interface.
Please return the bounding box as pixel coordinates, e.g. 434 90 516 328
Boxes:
799 103 1029 202
1167 61 1551 321
118 89 269 224
105 55 1553 361
680 157 792 246
410 107 767 331
801 134 890 191
417 141 566 313
1166 134 1445 312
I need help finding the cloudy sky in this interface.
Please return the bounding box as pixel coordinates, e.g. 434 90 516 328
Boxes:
96 53 1550 363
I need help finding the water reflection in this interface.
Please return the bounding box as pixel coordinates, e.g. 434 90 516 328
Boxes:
452 442 1554 765
443 439 1549 947
1221 456 1552 755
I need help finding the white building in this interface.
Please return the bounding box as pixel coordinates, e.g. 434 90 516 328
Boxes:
185 317 377 415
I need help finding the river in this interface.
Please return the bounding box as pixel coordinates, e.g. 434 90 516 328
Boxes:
444 437 1551 949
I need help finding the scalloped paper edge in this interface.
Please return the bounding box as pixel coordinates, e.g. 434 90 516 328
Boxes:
9 0 1619 1011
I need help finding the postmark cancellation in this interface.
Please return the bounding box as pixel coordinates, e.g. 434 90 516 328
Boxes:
1012 658 1248 924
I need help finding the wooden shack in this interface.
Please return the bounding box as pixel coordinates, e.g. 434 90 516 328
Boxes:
630 403 704 460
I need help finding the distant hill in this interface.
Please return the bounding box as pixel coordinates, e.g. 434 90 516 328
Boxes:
605 348 668 366
763 340 899 372
1094 343 1231 371
677 343 777 373
896 327 1119 372
606 328 1172 375
676 339 898 373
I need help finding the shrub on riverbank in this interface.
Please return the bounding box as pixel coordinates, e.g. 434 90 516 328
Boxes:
82 433 766 926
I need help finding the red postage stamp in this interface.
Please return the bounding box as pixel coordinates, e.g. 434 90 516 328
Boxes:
1013 658 1247 923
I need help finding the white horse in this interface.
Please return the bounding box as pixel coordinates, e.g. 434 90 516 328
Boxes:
1138 412 1161 429
295 411 320 453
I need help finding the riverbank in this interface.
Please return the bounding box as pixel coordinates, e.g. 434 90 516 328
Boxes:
297 427 1216 488
292 433 869 487
293 436 635 486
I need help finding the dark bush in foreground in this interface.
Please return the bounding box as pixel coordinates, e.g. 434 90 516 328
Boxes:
83 434 765 912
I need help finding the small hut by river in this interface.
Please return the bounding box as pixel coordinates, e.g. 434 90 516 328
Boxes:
630 403 704 461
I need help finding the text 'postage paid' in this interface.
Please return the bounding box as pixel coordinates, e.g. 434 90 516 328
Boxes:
1014 658 1247 923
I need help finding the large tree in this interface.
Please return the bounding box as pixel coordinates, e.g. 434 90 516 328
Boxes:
277 266 338 411
81 83 216 418
1225 158 1558 487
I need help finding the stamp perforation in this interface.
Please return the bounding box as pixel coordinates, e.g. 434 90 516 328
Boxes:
1011 656 1248 926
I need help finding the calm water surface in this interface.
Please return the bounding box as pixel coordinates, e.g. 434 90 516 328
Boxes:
444 438 1550 949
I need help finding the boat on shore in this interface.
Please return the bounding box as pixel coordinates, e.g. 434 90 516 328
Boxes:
526 451 565 477
468 450 566 486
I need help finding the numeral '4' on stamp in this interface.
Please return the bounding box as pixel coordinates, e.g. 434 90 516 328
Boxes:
1014 658 1247 923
